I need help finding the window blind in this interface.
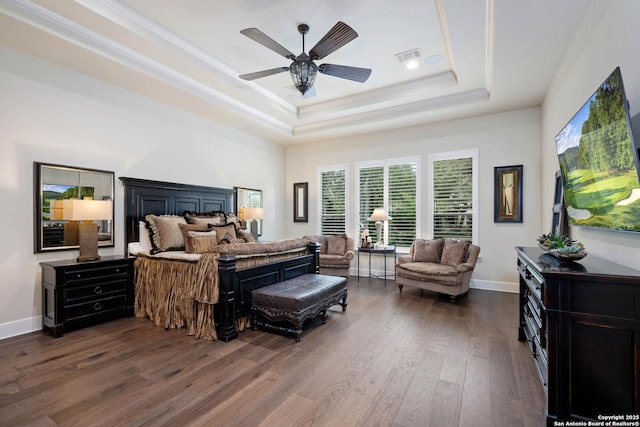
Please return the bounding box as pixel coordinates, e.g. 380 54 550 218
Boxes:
320 169 347 235
432 157 473 240
357 159 418 247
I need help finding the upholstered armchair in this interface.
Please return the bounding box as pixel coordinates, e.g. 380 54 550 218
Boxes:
303 234 355 277
395 238 480 302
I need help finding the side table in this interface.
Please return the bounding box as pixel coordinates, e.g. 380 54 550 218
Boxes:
40 255 134 337
357 246 396 285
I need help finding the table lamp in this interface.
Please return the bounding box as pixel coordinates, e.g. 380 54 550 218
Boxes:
367 208 392 246
62 199 112 261
244 207 264 241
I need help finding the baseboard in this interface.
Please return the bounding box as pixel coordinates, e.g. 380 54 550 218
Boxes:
0 315 42 340
350 268 518 294
471 279 518 293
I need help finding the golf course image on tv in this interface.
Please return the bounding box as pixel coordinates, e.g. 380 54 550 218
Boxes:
555 67 640 232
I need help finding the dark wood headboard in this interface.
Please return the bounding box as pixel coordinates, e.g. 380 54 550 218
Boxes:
120 177 234 255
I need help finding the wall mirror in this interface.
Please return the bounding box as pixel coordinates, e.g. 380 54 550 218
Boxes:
34 162 115 253
235 187 263 237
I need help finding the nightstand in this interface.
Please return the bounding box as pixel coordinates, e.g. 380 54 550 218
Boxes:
40 255 134 337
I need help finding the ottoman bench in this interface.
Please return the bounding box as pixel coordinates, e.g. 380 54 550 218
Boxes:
251 274 348 341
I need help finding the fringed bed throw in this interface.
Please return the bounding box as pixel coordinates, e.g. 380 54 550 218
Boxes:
134 253 220 341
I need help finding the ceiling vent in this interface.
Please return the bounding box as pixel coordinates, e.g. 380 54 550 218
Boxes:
395 48 422 64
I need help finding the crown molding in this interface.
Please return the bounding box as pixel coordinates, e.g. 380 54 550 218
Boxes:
0 0 293 134
79 0 298 116
294 88 490 135
0 0 495 141
298 71 458 119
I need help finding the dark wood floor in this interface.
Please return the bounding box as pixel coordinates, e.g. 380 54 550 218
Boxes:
0 278 545 427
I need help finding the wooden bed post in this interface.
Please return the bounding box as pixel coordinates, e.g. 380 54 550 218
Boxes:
217 254 239 342
308 241 321 274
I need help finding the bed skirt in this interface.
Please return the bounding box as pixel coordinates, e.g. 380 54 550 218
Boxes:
134 253 220 340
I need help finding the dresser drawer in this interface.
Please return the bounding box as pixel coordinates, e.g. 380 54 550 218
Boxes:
63 264 129 284
64 278 127 305
65 295 127 321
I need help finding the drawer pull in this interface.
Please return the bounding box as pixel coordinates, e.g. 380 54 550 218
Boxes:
93 302 102 311
94 286 103 295
77 273 82 278
115 268 120 273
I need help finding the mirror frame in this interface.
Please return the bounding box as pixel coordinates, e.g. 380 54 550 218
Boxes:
34 162 115 253
234 187 263 236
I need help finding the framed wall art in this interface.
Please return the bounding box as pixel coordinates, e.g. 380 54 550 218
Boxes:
494 165 523 223
293 182 308 222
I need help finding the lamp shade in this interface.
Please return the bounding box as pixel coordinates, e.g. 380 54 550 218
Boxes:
244 207 264 220
62 200 112 221
367 208 392 222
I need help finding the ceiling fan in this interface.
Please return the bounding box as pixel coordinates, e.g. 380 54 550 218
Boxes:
239 22 372 95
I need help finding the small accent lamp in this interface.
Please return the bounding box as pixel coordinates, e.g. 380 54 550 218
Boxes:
63 199 112 262
244 207 264 241
367 208 392 246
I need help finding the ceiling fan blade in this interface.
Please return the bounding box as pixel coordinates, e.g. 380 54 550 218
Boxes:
239 67 289 81
318 64 371 83
240 28 296 60
309 21 358 60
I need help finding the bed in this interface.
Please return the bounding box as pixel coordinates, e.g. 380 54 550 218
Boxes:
120 177 320 342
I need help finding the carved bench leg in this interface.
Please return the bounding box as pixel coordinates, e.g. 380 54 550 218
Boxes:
319 309 327 324
251 309 258 331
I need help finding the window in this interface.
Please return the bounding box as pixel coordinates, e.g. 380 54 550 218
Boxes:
428 150 478 244
356 157 419 248
318 165 348 235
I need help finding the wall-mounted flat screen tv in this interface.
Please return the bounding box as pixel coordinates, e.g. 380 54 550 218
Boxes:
555 67 640 232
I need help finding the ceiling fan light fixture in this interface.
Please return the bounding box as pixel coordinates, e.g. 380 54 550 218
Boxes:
290 53 318 95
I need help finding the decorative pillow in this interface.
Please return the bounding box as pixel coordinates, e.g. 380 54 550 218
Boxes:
178 223 211 253
237 229 255 243
413 239 444 263
441 239 471 266
187 216 222 226
210 223 238 243
190 234 219 253
145 214 187 254
226 213 240 225
327 234 348 255
138 221 152 251
184 210 226 225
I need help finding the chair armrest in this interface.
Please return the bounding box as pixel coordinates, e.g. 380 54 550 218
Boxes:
397 255 413 265
456 262 474 273
344 250 355 261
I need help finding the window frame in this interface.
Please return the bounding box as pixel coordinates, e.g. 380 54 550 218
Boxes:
317 164 350 236
355 156 420 250
427 149 478 245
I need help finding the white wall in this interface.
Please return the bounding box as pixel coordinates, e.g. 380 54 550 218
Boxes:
541 0 640 268
285 107 542 291
0 46 285 339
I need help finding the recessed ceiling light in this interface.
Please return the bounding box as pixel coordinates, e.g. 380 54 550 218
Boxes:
425 54 443 65
406 60 419 70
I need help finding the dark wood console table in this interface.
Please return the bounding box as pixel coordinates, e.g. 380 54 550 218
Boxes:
516 246 640 425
